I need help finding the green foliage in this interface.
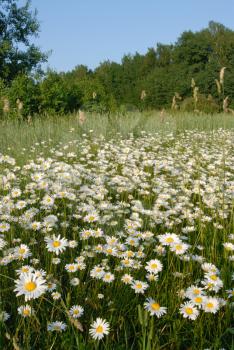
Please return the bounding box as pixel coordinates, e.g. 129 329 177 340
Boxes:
0 0 47 82
181 94 220 114
7 74 40 118
1 18 234 117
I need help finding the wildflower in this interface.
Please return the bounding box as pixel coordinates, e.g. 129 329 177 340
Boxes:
102 272 115 283
0 222 10 232
45 234 68 255
202 297 220 313
89 318 110 340
65 263 78 272
131 280 149 294
69 305 84 318
179 302 199 320
70 278 80 286
14 271 47 301
145 259 163 274
121 274 133 285
52 292 61 300
47 321 67 332
0 311 10 322
144 298 167 317
158 233 181 246
17 305 34 317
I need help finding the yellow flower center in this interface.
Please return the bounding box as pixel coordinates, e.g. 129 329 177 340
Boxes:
23 309 30 316
22 268 29 272
69 265 75 271
53 241 61 248
185 307 193 315
151 303 160 311
73 310 79 315
210 275 217 281
136 283 142 289
96 325 104 333
166 237 174 243
206 302 214 309
151 263 158 269
175 245 182 250
19 248 26 254
24 281 37 292
194 297 202 303
193 289 200 295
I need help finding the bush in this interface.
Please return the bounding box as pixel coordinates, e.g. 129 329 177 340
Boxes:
180 94 219 114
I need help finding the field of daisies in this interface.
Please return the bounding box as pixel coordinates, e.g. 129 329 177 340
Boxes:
0 113 233 349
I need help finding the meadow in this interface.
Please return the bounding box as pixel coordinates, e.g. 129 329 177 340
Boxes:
0 112 233 350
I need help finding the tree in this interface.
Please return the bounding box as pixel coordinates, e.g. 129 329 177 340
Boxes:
0 0 47 82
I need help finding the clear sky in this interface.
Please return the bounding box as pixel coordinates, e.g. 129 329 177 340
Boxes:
30 0 234 72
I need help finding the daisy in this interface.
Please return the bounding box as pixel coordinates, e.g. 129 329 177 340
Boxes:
223 242 234 251
42 195 54 207
146 273 159 282
0 222 10 233
145 259 163 274
202 297 220 313
70 278 80 286
0 311 10 321
47 321 67 332
65 263 78 273
190 295 205 308
158 233 181 246
0 237 7 250
30 221 41 231
185 285 204 299
170 243 189 255
89 318 110 340
131 280 149 294
144 298 167 317
16 265 34 275
14 244 32 260
84 213 99 223
17 304 34 317
90 266 105 279
45 234 68 255
52 292 61 300
69 305 84 318
14 271 47 301
102 272 115 283
121 274 133 285
179 302 199 320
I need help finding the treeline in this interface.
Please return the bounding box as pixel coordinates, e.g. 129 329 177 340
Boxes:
1 1 234 118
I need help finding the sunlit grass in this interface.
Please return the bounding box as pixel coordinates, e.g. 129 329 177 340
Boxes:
0 112 233 349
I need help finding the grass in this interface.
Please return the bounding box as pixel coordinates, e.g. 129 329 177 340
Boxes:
0 111 233 349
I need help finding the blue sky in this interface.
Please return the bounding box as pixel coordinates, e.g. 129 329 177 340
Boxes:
30 0 234 72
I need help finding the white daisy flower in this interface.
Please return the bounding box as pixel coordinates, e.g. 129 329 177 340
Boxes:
14 271 47 301
144 298 167 317
45 234 68 255
0 222 10 232
89 318 110 340
47 321 67 332
102 272 115 283
131 280 149 294
17 304 34 317
69 305 84 318
179 302 199 320
121 274 133 285
145 259 163 274
202 297 220 313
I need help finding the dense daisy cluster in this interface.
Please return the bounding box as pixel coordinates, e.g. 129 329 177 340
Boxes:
0 129 233 348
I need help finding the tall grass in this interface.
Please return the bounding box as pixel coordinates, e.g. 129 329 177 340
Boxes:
0 112 233 349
